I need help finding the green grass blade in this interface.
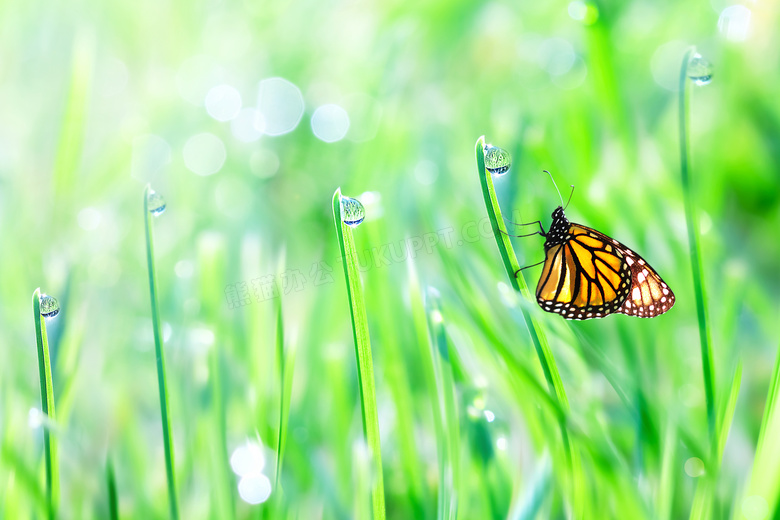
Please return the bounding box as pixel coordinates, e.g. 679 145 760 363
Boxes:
209 341 233 519
143 185 179 520
475 136 584 514
717 361 742 461
197 235 234 520
106 459 119 520
408 262 442 520
426 290 460 520
678 48 717 450
32 288 59 520
474 136 569 411
275 294 295 490
332 188 386 520
745 342 780 514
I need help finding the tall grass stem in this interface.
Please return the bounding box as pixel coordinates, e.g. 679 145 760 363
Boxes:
32 288 59 520
475 137 583 515
143 184 179 520
332 188 386 520
678 48 717 451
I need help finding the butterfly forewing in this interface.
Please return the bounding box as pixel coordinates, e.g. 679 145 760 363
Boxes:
536 225 632 320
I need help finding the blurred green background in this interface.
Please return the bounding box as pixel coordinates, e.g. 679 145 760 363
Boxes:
2 0 780 518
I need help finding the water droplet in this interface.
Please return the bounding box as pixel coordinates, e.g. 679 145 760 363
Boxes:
340 196 365 227
484 145 511 175
39 294 60 319
147 190 167 216
687 54 713 86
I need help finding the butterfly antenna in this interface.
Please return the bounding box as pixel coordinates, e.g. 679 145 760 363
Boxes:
543 170 564 207
564 185 575 210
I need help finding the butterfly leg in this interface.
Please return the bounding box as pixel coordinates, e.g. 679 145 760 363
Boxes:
502 216 546 236
498 229 542 238
514 259 544 277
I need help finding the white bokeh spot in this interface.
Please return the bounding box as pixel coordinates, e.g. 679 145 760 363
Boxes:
257 77 304 136
311 104 350 142
183 133 226 176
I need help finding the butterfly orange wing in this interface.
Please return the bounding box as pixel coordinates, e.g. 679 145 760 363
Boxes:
536 225 632 319
536 223 674 320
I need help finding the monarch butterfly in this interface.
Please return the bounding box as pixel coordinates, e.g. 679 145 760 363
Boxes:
511 173 675 320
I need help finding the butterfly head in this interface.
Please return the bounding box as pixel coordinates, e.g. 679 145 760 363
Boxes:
545 206 570 247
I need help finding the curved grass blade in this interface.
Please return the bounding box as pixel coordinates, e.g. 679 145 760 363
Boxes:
332 188 385 520
474 136 569 412
275 292 296 493
426 290 460 520
32 288 59 520
678 48 717 451
744 342 780 515
143 185 179 520
475 136 586 517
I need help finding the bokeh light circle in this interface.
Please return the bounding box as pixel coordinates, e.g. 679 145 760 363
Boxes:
311 104 350 142
183 133 226 176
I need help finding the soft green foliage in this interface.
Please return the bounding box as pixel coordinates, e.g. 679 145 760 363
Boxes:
3 1 780 519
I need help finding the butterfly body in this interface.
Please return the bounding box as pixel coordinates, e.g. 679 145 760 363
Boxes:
531 207 674 320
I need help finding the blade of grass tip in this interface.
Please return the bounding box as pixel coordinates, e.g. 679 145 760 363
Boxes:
756 342 780 456
143 185 179 520
274 293 285 490
274 292 296 497
33 288 59 520
106 459 119 520
678 48 717 453
426 290 460 520
475 137 584 515
332 188 385 520
408 261 442 520
717 361 742 462
743 342 780 516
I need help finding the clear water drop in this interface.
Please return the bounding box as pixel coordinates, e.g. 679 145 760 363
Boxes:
147 190 167 216
39 294 60 319
340 196 365 227
484 145 512 175
687 54 713 86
